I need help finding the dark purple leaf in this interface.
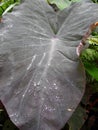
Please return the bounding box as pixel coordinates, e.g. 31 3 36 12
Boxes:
0 0 98 130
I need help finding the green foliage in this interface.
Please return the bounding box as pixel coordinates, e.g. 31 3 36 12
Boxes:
80 22 98 82
81 31 98 81
81 46 98 61
47 0 81 10
92 0 98 3
88 36 98 45
84 61 98 81
0 0 20 17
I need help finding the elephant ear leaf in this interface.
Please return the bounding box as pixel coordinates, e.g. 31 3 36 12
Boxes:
0 0 98 130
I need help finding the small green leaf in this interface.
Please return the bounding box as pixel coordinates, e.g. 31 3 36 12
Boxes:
47 0 81 10
0 0 20 17
84 62 98 81
88 36 98 45
2 2 19 16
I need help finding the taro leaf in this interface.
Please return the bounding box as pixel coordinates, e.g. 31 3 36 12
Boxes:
0 0 98 130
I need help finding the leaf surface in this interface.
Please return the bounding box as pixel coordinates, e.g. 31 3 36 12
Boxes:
0 0 98 130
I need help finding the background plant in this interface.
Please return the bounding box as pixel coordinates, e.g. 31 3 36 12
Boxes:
0 0 20 19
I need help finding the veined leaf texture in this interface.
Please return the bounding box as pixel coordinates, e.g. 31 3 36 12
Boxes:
0 0 98 130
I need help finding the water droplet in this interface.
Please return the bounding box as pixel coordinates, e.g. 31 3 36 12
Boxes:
49 87 52 90
8 24 13 28
56 96 60 101
45 106 48 110
34 82 37 86
44 105 56 112
53 83 56 86
49 106 54 111
10 77 14 80
37 82 40 86
42 98 44 101
22 94 25 97
55 87 58 90
67 108 72 112
44 86 46 89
